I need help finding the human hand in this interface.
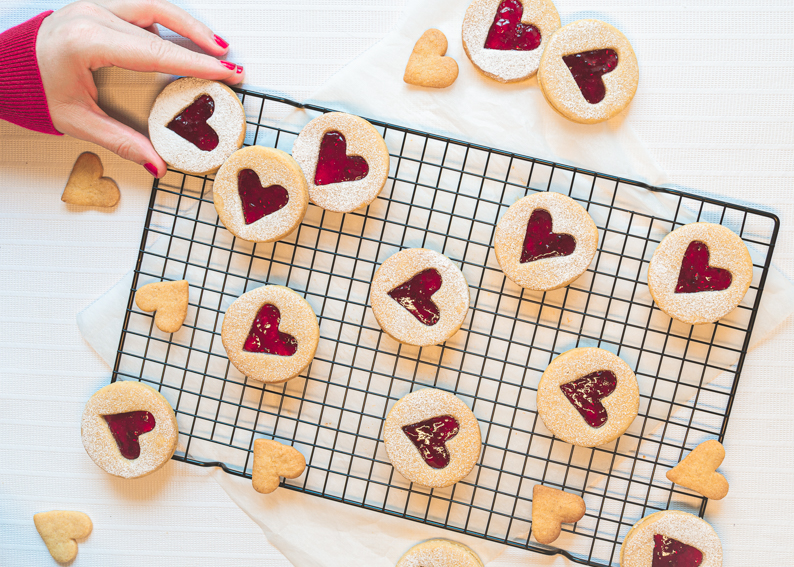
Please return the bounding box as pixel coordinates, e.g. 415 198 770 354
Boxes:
37 0 244 177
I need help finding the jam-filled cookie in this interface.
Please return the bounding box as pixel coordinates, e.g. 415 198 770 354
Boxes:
370 248 470 347
494 192 598 291
537 347 639 447
213 146 309 243
81 381 178 479
397 539 483 567
149 78 246 175
462 0 561 83
291 112 389 213
384 388 481 488
222 285 319 383
621 510 722 567
537 20 639 124
647 222 753 325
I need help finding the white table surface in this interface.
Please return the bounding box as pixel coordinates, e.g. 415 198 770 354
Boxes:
1 1 793 566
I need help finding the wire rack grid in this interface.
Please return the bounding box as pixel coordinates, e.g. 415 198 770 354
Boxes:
112 87 779 567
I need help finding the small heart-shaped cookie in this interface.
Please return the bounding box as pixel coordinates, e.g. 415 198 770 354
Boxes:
404 29 459 88
532 485 586 544
666 439 729 500
252 439 306 494
135 280 189 333
33 510 92 564
61 152 120 207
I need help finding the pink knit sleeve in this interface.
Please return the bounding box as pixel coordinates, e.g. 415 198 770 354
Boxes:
0 11 61 136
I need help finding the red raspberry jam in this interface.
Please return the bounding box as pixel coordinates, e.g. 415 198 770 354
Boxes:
521 208 576 264
560 370 617 428
484 0 541 51
243 304 298 356
402 415 460 469
237 169 289 225
675 241 733 294
102 411 156 460
314 131 369 186
388 268 442 326
653 534 703 567
562 49 619 104
166 94 219 151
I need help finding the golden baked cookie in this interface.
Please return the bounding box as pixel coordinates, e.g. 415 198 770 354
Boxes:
251 439 306 494
396 539 483 567
33 511 92 564
135 280 189 333
61 152 119 208
494 192 598 291
404 29 459 88
666 440 729 500
531 485 586 545
621 510 722 567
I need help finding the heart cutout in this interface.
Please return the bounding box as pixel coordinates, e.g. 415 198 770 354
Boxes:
135 280 189 333
402 415 459 469
314 131 369 185
34 510 93 564
562 49 619 104
388 268 442 326
560 370 617 428
404 29 459 88
675 241 732 294
243 304 298 356
521 208 576 263
237 168 289 224
252 439 306 494
484 0 541 51
103 411 156 460
653 534 703 567
666 439 729 500
167 94 219 151
61 152 120 208
531 485 586 544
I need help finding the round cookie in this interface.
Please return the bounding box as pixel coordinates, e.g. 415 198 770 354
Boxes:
291 112 389 213
621 510 722 567
81 381 178 479
647 222 753 325
213 146 309 243
537 20 639 124
494 192 598 291
222 285 319 383
397 539 484 567
462 0 561 83
370 248 470 347
537 347 639 447
384 388 481 488
149 78 246 175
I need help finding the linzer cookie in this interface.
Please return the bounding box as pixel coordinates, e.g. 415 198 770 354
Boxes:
647 222 753 325
291 112 389 213
370 248 470 347
81 381 178 479
397 539 483 567
213 146 309 243
538 20 639 123
384 388 481 488
221 285 319 383
536 347 639 447
149 78 246 175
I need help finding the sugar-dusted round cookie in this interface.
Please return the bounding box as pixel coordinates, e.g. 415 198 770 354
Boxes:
213 146 309 243
384 389 481 488
81 381 178 479
397 539 484 567
291 112 389 213
462 0 561 83
222 285 319 383
621 510 722 567
149 78 246 175
537 347 639 447
647 222 753 325
537 20 639 124
494 192 598 291
370 248 470 347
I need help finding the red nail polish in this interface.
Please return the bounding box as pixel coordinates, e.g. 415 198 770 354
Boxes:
236 65 243 74
220 60 236 70
214 34 229 49
144 163 159 177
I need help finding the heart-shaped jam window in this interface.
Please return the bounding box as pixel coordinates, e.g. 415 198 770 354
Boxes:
521 208 576 263
314 131 369 186
102 411 156 460
653 534 703 567
237 169 289 225
560 370 617 428
388 268 442 326
484 0 541 51
402 415 460 469
675 241 732 294
167 94 219 151
243 304 298 356
562 49 619 104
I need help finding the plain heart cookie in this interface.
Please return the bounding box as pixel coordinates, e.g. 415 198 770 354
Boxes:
135 280 189 333
33 510 92 564
666 440 729 500
61 152 120 207
396 539 483 567
531 485 586 544
252 439 306 494
404 29 459 88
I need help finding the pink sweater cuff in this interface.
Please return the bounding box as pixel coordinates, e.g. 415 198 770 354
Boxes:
0 11 61 136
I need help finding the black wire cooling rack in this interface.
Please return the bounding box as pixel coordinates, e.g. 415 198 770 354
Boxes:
112 87 779 567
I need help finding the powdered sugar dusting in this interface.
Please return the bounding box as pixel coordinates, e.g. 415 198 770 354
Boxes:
397 539 484 567
621 511 723 567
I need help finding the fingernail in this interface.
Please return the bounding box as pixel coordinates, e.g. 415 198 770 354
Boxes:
220 60 236 70
214 34 229 49
236 65 243 74
144 163 159 177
